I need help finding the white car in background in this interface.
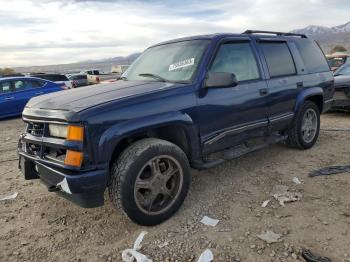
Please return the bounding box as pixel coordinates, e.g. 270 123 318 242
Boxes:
81 69 119 84
30 74 75 89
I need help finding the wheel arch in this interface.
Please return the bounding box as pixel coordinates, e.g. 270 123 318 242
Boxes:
97 112 200 169
295 87 324 114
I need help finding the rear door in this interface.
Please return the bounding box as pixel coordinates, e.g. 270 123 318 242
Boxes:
0 80 17 117
257 40 302 131
197 38 269 154
13 79 47 113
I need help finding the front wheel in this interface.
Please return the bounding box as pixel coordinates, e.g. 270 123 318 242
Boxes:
108 138 191 226
286 100 320 149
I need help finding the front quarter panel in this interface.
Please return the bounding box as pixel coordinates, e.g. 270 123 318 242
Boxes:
83 85 200 166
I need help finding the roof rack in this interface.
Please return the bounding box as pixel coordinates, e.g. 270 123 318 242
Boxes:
243 30 307 38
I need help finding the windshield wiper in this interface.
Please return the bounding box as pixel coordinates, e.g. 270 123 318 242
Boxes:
138 73 168 82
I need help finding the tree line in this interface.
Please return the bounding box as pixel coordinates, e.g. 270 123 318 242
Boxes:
0 68 16 76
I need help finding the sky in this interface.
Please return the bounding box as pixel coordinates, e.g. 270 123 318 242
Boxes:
1 0 350 67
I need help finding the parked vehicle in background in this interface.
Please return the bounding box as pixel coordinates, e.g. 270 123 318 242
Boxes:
326 52 350 71
0 77 63 119
334 63 350 77
18 30 334 226
332 69 350 110
30 73 75 89
111 65 129 74
81 69 118 84
67 74 88 87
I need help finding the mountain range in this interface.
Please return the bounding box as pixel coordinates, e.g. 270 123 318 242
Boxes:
292 21 350 52
14 53 141 74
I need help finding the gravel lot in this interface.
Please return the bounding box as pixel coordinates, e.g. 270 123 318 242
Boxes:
0 113 349 262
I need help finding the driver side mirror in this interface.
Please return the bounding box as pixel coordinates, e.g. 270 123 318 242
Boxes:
204 72 238 88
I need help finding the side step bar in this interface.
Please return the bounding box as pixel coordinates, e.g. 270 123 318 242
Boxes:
192 134 287 170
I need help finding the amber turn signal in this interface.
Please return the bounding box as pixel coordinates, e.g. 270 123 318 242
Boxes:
67 126 84 142
64 150 83 167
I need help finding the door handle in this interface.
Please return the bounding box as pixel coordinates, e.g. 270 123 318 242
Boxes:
297 82 303 88
5 97 14 101
35 92 44 95
259 88 268 96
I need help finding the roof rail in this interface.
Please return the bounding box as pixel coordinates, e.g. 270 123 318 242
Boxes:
243 30 307 38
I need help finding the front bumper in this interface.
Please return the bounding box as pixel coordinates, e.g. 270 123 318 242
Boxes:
18 148 108 208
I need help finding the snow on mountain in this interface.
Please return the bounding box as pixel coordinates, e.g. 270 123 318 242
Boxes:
292 21 350 35
291 21 350 53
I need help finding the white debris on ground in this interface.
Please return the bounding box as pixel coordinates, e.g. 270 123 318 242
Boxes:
157 242 168 248
0 192 18 201
122 231 152 262
271 185 302 206
197 249 213 262
200 216 219 227
261 199 271 208
292 177 302 185
257 230 283 244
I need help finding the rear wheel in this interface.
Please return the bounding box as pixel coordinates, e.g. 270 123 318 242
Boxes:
108 138 191 226
286 100 320 149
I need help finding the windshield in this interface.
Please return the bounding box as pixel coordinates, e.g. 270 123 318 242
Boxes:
334 63 350 76
123 40 210 83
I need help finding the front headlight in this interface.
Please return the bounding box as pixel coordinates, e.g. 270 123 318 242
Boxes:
49 124 84 142
49 124 68 138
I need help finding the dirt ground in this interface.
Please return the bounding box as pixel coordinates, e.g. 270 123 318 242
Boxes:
0 112 349 262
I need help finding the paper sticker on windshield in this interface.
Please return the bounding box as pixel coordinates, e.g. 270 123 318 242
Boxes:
169 58 195 71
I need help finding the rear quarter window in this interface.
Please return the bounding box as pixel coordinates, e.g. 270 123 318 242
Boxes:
31 80 46 88
260 42 296 77
294 39 330 73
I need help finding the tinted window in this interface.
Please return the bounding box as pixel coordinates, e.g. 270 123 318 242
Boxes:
30 80 45 88
0 81 11 93
295 39 329 73
260 42 296 77
13 80 27 90
210 42 260 81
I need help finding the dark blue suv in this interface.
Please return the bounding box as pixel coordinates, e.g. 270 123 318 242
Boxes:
18 30 334 226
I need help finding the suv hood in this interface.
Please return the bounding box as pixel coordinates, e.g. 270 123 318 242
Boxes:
26 80 178 111
23 80 180 122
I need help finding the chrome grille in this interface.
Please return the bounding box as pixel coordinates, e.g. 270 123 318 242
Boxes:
27 122 45 137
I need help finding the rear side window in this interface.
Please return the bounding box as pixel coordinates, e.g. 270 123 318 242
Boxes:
0 81 11 93
210 42 260 82
13 80 27 90
295 39 330 73
30 80 45 88
260 42 296 77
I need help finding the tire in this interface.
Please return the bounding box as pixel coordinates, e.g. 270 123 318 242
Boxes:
286 100 320 149
108 138 191 226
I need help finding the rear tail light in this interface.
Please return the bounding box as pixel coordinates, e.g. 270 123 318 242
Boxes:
96 76 100 83
72 81 77 88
